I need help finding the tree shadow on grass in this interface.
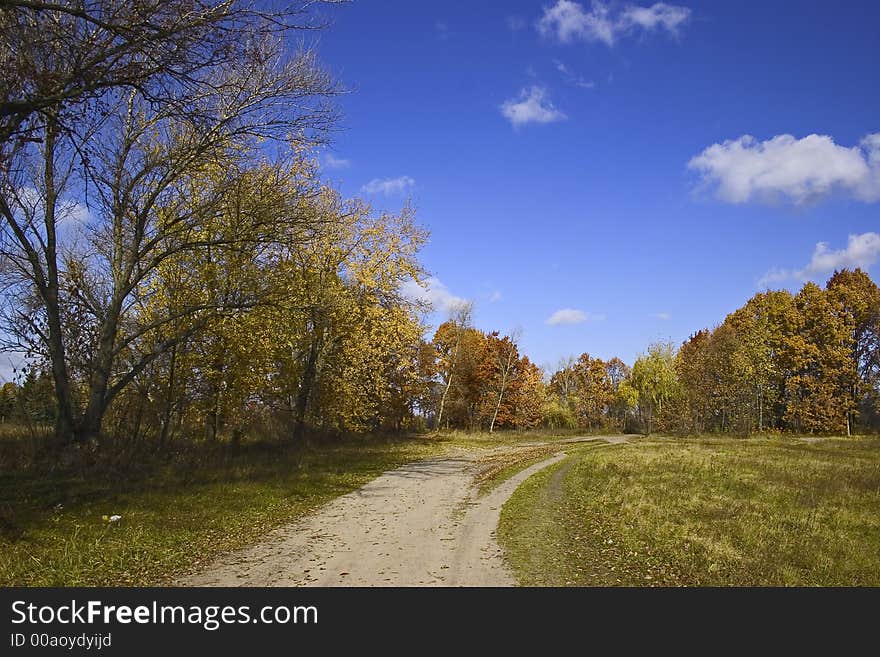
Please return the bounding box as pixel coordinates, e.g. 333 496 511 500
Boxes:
0 432 435 541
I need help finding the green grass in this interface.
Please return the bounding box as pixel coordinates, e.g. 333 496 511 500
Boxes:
498 436 880 586
0 435 445 586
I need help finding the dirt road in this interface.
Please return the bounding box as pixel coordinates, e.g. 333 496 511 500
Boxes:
179 437 623 587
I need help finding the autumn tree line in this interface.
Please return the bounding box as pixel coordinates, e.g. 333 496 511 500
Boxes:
2 3 878 455
348 266 880 437
670 269 880 435
538 269 880 436
423 270 880 437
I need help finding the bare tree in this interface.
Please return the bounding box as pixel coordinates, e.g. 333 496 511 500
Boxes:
0 1 337 149
0 1 340 443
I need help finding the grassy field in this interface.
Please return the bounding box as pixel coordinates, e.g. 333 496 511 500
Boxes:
0 435 447 586
8 428 874 587
498 436 880 586
0 427 583 586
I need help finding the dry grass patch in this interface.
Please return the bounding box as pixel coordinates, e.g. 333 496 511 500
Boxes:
499 436 880 586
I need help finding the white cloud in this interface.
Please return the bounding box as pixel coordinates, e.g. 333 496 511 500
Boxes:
14 187 91 225
361 176 416 196
758 232 880 287
545 308 605 325
756 268 792 289
489 290 503 303
689 133 880 205
654 312 672 320
547 309 586 325
61 199 91 225
622 3 691 32
400 277 468 314
322 153 350 169
802 233 880 275
537 1 691 47
554 59 596 89
500 86 567 128
538 0 615 45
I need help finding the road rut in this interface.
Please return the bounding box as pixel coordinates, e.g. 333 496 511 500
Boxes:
180 437 629 586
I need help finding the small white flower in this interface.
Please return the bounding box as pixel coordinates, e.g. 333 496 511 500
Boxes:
109 515 122 522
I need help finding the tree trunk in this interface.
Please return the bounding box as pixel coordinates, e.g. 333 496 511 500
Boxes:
230 427 242 452
293 324 322 442
489 389 503 434
208 392 221 441
489 350 515 434
131 392 145 444
159 343 178 450
758 387 763 433
46 303 77 443
76 296 124 443
41 111 78 444
436 373 453 430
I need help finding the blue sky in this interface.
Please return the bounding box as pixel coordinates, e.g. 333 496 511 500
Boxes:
313 0 880 371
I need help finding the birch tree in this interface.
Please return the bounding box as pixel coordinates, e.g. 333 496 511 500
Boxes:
433 301 473 430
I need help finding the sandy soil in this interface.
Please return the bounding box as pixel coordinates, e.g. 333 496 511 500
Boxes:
179 437 625 587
